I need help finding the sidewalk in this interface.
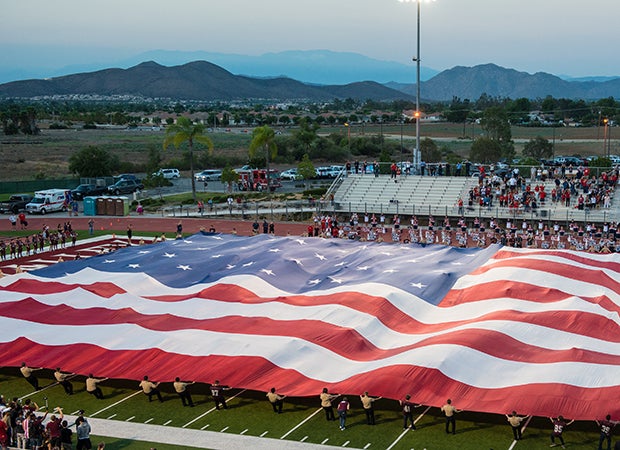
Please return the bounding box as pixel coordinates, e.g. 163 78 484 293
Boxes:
72 415 355 450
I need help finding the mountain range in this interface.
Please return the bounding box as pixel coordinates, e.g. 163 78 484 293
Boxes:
0 58 619 102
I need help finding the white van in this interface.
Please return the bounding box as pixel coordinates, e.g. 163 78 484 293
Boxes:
26 189 69 214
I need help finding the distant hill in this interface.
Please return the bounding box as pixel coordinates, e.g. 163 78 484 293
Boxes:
0 61 412 102
415 64 620 101
0 61 619 102
0 49 437 86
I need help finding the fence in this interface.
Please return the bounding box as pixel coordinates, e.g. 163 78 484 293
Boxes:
0 178 80 195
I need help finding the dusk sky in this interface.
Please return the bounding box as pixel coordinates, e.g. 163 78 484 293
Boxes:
2 0 619 79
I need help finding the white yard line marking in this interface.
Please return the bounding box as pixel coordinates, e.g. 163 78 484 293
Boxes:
125 416 135 422
18 382 60 401
240 429 248 435
144 418 153 424
415 405 431 424
220 426 229 432
91 390 143 417
321 438 329 445
386 406 431 450
200 424 210 430
301 436 308 442
363 444 371 449
260 431 268 437
342 441 350 447
163 420 172 426
106 414 116 420
182 389 247 428
280 407 323 439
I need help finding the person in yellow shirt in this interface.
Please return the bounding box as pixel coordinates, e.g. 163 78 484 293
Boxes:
441 399 461 435
139 376 163 403
320 388 338 421
506 411 529 440
266 387 286 414
86 374 108 400
173 377 195 407
360 392 381 425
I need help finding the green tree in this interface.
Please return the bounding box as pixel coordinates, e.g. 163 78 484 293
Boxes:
297 154 316 188
470 137 502 164
68 145 120 177
420 137 441 163
444 97 470 124
163 116 213 201
249 125 277 191
480 106 514 161
221 165 239 193
523 136 553 160
294 118 319 153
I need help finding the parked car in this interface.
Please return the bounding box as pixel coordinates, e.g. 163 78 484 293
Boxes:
153 168 180 179
280 168 303 180
194 169 222 182
70 184 107 200
107 179 144 195
0 194 34 214
114 173 139 182
552 156 583 166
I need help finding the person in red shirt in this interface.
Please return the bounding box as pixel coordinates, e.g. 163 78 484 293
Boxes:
46 407 64 449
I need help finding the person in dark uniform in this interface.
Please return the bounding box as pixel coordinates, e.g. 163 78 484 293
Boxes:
20 362 42 390
210 380 230 410
400 394 418 430
550 415 574 448
596 415 617 450
173 377 195 407
266 387 285 414
139 376 163 403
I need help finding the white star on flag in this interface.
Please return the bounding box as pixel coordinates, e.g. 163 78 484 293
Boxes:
177 265 192 271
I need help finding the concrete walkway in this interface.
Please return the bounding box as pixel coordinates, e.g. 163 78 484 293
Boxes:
72 415 355 450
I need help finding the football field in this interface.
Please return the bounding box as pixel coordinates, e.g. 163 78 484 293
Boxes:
1 369 605 450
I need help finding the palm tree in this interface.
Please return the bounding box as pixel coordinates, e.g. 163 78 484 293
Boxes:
163 116 213 201
249 125 277 192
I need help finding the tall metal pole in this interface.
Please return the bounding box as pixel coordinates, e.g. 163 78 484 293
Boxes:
415 0 421 173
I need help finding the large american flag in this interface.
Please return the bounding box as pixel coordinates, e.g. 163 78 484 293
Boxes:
1 233 618 420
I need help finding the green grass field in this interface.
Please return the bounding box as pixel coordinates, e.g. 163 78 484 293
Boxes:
0 369 605 450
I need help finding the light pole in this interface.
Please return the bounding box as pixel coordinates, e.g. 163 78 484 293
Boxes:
398 0 434 174
603 118 609 158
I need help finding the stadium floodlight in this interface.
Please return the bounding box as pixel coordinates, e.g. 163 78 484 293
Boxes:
398 0 435 173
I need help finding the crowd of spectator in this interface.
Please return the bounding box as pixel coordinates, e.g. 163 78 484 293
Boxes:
307 212 620 254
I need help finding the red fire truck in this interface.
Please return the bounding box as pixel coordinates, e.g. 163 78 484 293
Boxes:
237 169 282 192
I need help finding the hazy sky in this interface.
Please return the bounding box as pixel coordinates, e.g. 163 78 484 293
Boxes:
2 0 619 77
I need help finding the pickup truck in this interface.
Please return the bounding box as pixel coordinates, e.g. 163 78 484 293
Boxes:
71 184 107 200
107 179 144 195
0 194 34 213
